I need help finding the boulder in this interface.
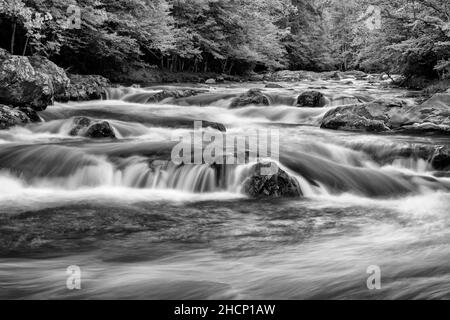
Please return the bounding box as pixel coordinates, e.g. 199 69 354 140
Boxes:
69 117 116 139
321 94 450 134
431 146 450 170
85 122 116 139
65 74 111 101
297 91 327 108
147 89 206 103
393 93 450 134
0 104 40 130
28 56 70 100
320 99 408 132
0 51 53 111
230 89 270 108
205 78 216 84
243 162 302 198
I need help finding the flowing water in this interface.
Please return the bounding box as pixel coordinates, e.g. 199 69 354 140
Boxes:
0 78 449 299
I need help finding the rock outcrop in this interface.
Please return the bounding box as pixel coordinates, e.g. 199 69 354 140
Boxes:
242 162 302 198
230 89 270 108
64 74 111 102
0 104 40 130
28 55 70 100
0 50 53 111
69 117 116 139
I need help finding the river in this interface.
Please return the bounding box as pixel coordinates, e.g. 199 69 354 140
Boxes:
0 77 449 299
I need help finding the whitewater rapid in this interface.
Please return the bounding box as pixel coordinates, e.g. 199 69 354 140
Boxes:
0 79 449 299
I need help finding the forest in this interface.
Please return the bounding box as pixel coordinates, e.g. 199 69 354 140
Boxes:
0 0 449 87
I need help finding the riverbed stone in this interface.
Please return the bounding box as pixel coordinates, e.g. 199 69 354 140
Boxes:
297 91 327 108
69 116 116 139
230 89 270 108
147 89 207 103
243 162 302 198
0 104 40 129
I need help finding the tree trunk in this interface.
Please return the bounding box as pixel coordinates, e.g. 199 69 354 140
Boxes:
22 36 30 56
11 21 17 55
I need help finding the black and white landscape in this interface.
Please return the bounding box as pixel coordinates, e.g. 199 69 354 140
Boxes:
0 0 449 300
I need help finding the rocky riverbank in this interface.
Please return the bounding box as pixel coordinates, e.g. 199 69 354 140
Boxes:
0 49 111 126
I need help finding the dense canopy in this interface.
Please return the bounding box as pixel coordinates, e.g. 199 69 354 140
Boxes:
0 0 449 84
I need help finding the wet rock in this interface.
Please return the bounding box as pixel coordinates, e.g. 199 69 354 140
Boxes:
205 78 216 84
69 117 116 139
431 146 450 170
85 122 116 139
0 104 40 129
297 91 327 108
230 89 270 108
329 94 372 106
350 143 450 170
28 55 70 100
0 51 53 111
393 93 450 134
321 94 450 134
147 89 206 103
65 74 111 101
202 121 226 132
265 83 284 89
321 99 408 132
243 162 302 198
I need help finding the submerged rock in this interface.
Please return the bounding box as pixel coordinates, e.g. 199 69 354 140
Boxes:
64 74 111 101
297 91 327 108
349 142 450 171
205 78 216 84
0 104 40 130
328 94 371 106
69 117 116 139
230 89 270 108
265 83 284 89
243 162 302 198
0 50 53 111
